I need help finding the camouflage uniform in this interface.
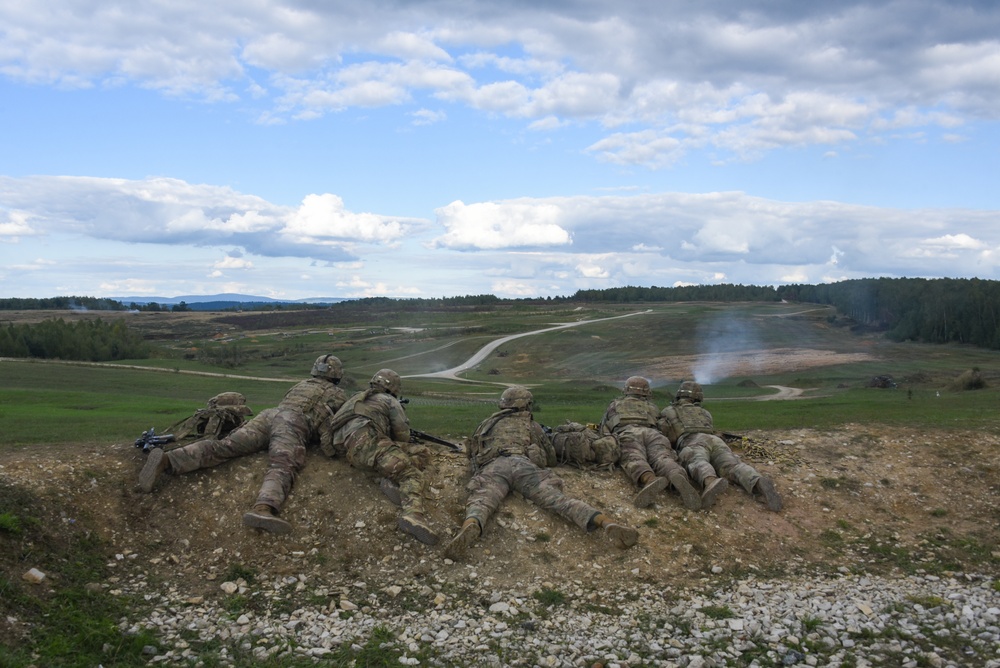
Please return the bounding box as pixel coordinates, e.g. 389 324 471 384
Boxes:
660 400 763 494
463 409 600 531
659 381 782 512
444 386 637 560
163 377 346 511
601 396 689 488
138 354 348 534
166 378 346 511
327 373 438 544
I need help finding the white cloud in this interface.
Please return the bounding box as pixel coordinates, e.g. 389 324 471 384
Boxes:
491 280 538 297
432 200 572 250
923 233 985 250
576 263 609 279
214 256 254 270
2 1 998 160
335 274 423 298
283 193 408 244
586 130 685 169
411 108 446 125
0 210 37 238
377 31 452 62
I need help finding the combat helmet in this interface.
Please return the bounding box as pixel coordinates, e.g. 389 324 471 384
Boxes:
675 380 704 403
623 376 652 398
499 385 533 411
370 368 402 397
311 354 344 383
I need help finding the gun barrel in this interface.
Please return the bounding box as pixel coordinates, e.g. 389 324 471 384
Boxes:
410 428 463 453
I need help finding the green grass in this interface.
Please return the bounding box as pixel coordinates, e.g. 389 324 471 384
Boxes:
532 587 567 607
698 604 734 619
0 481 159 667
4 302 1000 446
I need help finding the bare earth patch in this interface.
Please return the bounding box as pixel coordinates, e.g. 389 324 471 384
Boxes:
1 422 997 609
645 348 879 380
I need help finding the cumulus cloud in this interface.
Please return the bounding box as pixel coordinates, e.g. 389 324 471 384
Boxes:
214 255 254 270
0 210 37 238
431 200 572 250
0 176 419 266
2 1 997 164
923 233 986 250
283 194 409 244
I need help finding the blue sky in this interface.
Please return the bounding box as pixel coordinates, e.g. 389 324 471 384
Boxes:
1 0 999 300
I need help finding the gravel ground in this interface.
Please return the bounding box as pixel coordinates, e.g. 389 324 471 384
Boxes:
119 569 1000 667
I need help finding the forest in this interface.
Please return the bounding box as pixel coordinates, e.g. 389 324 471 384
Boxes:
0 317 150 362
572 278 1000 350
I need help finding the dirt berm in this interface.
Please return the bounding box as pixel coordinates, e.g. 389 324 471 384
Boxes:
1 424 997 610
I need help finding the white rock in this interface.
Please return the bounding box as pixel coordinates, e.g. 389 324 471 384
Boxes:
22 568 46 584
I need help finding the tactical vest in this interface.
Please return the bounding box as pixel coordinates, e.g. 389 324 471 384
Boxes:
278 378 345 434
471 410 539 468
661 402 715 445
329 390 387 436
551 422 620 469
603 396 659 433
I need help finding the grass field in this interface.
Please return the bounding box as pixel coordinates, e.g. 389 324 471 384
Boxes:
2 301 1000 446
2 300 999 668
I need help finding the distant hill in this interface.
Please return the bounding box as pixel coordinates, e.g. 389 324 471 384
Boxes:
114 293 351 310
110 292 350 307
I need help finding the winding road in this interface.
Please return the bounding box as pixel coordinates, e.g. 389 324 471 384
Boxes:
405 310 652 381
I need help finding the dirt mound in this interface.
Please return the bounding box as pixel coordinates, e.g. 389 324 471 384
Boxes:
2 424 998 612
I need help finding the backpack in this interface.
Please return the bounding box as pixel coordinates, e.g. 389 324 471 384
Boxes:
551 421 620 470
169 392 253 441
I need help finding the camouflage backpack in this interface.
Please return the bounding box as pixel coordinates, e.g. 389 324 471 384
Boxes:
169 392 253 441
551 421 620 470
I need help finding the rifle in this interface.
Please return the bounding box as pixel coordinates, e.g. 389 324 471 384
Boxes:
134 427 176 453
409 428 464 453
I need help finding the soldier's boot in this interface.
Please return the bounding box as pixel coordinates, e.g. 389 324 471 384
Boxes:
242 504 293 534
591 513 638 550
668 470 702 511
633 472 669 508
398 511 439 546
444 518 482 560
699 475 729 510
753 476 783 512
379 478 403 507
138 448 169 493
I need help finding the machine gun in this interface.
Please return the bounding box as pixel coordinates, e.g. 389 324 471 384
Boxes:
397 397 464 453
410 428 464 453
134 427 176 453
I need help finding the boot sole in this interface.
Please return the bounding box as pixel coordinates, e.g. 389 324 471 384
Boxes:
399 516 439 545
633 476 668 508
700 478 729 510
138 448 165 493
443 524 479 560
379 478 403 507
671 475 702 511
605 524 638 549
757 478 783 512
242 511 292 534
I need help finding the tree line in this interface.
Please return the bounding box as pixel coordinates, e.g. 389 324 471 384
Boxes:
0 318 151 361
3 277 999 358
574 278 1000 349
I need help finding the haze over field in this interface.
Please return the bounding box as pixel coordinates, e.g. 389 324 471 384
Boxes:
2 1 999 300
